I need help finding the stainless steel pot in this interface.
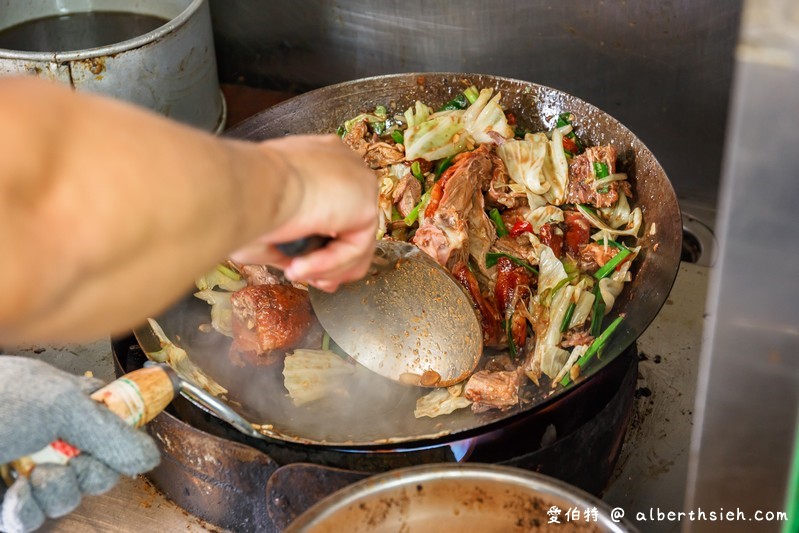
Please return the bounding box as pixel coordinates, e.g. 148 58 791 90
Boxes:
0 0 225 133
286 464 636 532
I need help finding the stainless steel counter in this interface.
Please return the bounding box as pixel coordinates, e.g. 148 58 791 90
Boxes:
6 262 709 532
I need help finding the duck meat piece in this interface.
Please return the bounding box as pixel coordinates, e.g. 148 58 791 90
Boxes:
561 328 594 348
229 284 314 365
464 369 523 412
578 242 620 274
451 261 503 347
414 147 492 268
562 210 591 259
364 141 405 169
239 264 283 286
412 207 469 268
565 145 623 208
342 119 370 156
499 206 532 230
538 223 564 258
392 174 422 218
484 150 527 209
423 147 491 219
492 234 538 266
495 256 533 349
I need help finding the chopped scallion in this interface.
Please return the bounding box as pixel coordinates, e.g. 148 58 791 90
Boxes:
560 302 576 332
589 283 605 337
560 315 624 386
391 130 404 144
485 252 538 274
489 208 508 237
404 190 431 226
505 320 518 359
435 155 454 179
463 86 480 104
594 247 632 280
322 331 330 351
593 161 610 179
411 160 424 185
215 263 241 281
438 93 469 111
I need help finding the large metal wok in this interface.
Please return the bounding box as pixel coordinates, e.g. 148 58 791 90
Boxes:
145 73 681 448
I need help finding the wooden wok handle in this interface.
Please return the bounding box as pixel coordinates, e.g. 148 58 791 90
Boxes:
6 365 179 479
275 235 332 257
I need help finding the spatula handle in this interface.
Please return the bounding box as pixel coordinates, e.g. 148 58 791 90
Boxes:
275 235 332 257
6 365 179 479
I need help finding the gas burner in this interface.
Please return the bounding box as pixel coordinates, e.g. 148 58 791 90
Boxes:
112 335 637 532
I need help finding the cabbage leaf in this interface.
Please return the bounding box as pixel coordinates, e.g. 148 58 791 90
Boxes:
146 318 228 396
462 88 514 144
283 349 356 406
414 384 472 418
403 113 469 161
537 246 568 298
196 265 246 292
193 289 235 337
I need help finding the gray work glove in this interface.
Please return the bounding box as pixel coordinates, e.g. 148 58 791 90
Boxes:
0 356 160 533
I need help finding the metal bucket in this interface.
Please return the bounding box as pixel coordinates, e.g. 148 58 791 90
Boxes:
0 0 225 133
286 464 636 532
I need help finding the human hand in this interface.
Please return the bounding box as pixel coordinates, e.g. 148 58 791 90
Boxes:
0 357 160 533
231 134 378 292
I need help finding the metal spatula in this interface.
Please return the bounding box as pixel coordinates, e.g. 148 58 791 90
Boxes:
277 238 482 387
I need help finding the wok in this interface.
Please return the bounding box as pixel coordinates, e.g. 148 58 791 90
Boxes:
143 73 681 448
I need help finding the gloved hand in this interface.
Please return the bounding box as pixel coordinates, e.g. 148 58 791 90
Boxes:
0 356 160 533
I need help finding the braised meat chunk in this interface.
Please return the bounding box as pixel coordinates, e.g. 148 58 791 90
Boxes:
229 284 314 364
566 145 629 208
464 369 524 412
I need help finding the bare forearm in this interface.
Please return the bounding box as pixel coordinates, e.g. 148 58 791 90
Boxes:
0 78 299 342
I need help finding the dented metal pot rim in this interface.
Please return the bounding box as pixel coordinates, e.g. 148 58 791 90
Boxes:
0 0 204 61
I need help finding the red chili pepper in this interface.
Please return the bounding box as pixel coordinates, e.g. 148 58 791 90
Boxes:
505 111 517 126
562 135 579 154
509 220 533 237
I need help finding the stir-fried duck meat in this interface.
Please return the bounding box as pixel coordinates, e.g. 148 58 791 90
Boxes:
342 119 370 156
464 368 524 413
500 206 532 230
562 210 591 259
364 141 405 169
565 146 631 208
495 256 534 349
413 146 492 269
229 284 315 366
484 150 526 209
561 328 594 348
538 223 564 258
412 207 469 267
451 261 503 347
424 147 491 219
578 242 620 274
492 234 538 266
392 174 422 218
239 264 283 286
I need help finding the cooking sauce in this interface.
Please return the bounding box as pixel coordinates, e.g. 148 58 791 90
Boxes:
0 11 169 52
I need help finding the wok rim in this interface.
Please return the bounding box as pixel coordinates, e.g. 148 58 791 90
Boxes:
198 72 681 447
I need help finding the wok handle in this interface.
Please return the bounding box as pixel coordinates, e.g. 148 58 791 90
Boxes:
6 365 179 480
275 235 332 257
